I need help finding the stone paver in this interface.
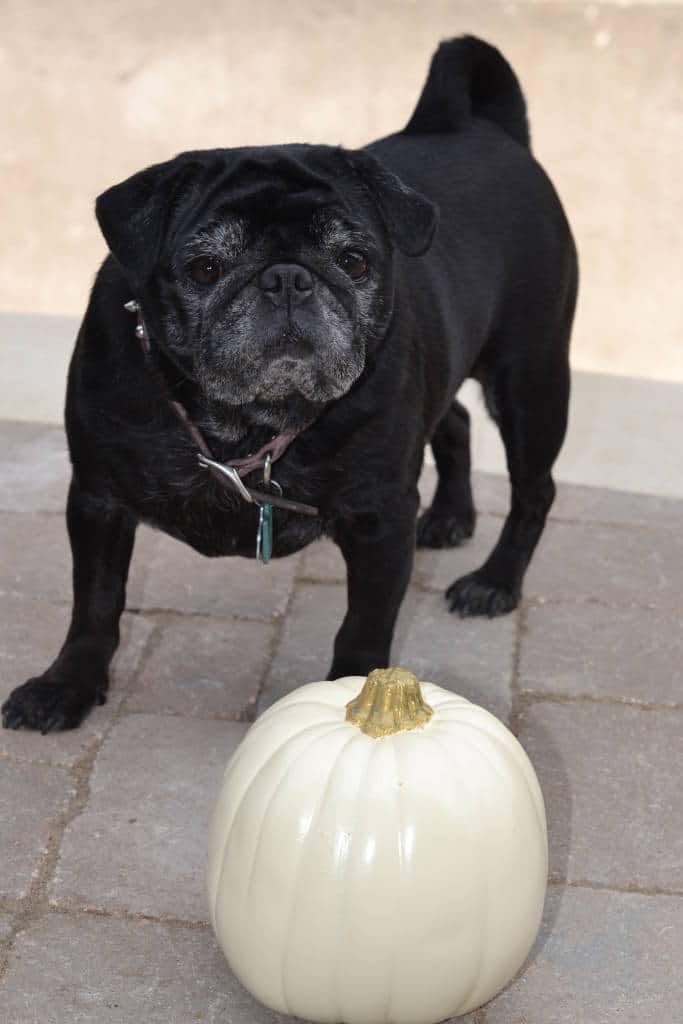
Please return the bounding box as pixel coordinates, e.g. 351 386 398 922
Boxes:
0 601 153 766
297 537 346 583
0 913 15 942
0 512 71 603
551 480 683 531
527 520 683 609
0 761 72 899
127 614 275 718
50 715 246 922
127 526 300 621
518 701 683 890
0 422 70 513
484 887 682 1024
520 602 683 705
0 912 293 1024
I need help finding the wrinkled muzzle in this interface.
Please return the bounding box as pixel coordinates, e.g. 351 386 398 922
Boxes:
198 261 365 410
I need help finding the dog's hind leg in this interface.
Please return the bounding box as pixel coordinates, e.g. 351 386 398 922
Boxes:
446 333 571 618
417 398 476 548
2 479 137 732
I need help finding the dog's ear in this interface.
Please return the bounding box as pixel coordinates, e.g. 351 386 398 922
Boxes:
342 148 439 257
95 156 198 291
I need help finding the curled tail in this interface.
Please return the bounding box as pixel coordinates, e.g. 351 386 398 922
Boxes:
404 36 530 149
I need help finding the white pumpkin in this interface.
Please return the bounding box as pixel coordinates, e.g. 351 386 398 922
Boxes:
207 668 547 1024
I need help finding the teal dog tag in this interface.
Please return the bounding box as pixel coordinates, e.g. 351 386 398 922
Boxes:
256 502 273 564
255 455 281 565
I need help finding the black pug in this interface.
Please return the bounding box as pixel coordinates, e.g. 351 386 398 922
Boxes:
3 37 577 733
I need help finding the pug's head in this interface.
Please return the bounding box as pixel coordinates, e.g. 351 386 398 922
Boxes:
96 144 437 439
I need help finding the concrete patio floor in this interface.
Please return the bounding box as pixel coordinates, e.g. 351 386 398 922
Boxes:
0 417 681 1023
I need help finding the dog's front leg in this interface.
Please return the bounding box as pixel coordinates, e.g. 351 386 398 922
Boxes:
2 479 137 732
328 491 418 679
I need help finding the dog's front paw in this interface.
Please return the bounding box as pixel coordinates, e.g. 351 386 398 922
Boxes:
446 570 519 618
2 674 106 734
416 506 475 549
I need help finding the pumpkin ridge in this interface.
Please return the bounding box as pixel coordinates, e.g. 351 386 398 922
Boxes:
244 723 351 915
333 733 379 1024
441 731 498 1009
432 710 544 786
426 728 490 1014
381 740 403 1024
212 721 344 934
431 712 547 841
439 720 547 844
429 724 510 789
280 728 365 1018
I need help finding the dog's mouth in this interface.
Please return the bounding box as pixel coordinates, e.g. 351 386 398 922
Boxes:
199 322 365 438
203 349 359 403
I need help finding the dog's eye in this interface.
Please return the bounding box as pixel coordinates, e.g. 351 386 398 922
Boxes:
189 257 222 285
338 250 369 281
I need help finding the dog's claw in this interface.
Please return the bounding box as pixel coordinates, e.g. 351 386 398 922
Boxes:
2 705 24 730
40 714 65 735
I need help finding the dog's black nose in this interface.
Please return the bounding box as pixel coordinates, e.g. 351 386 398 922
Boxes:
258 263 313 307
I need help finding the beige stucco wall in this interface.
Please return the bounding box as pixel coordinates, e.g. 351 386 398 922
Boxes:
1 0 681 382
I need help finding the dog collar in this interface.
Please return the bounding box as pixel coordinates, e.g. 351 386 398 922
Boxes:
124 300 319 557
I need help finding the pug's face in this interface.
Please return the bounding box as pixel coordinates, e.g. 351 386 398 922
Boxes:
166 186 386 436
96 145 437 438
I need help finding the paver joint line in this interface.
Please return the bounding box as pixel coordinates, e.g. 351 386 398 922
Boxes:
45 902 213 932
121 706 259 723
552 879 683 899
517 690 683 714
124 605 286 625
119 620 166 695
507 603 527 739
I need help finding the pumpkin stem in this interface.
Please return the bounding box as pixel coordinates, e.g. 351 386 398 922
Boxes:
345 667 433 738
